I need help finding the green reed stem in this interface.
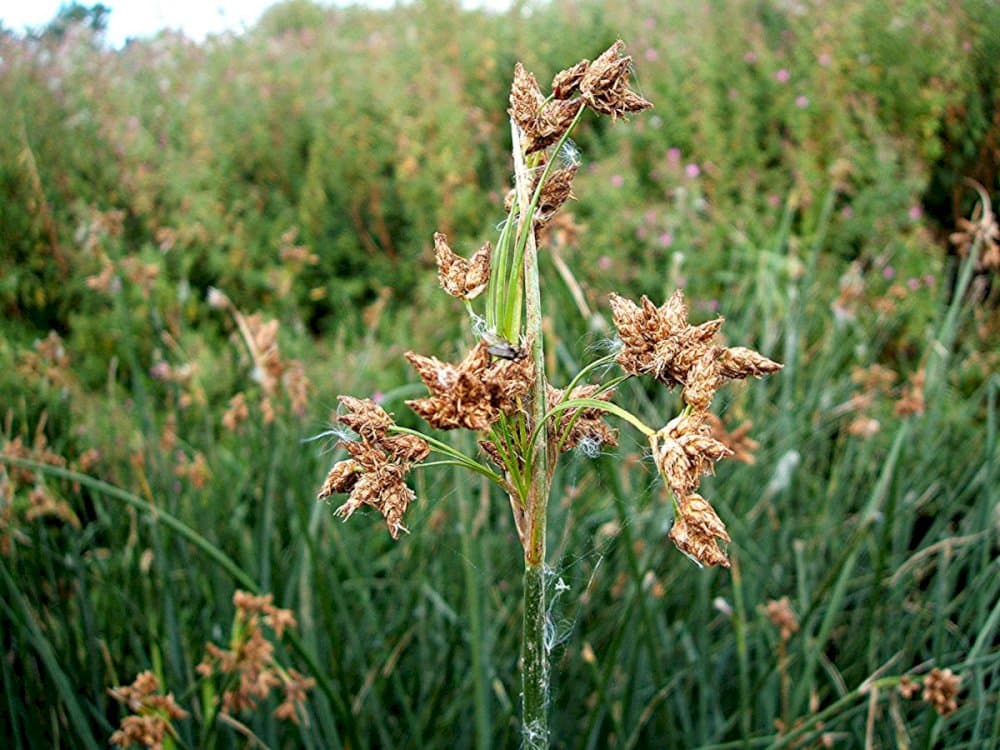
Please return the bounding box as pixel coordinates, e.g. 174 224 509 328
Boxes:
510 116 552 749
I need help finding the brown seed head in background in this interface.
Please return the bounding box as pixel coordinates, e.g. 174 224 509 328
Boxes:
922 667 961 716
765 596 800 641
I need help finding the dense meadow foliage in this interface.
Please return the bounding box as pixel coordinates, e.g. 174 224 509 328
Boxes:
1 0 998 747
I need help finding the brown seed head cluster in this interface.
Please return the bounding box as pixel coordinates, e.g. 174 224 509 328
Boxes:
405 340 534 431
317 396 429 539
950 198 999 273
109 671 188 750
897 675 919 699
765 596 800 641
196 591 314 724
651 412 734 567
509 62 584 154
613 289 781 567
650 412 733 499
434 232 492 300
509 41 651 155
212 289 312 420
610 290 782 402
576 40 654 119
547 383 619 453
894 368 926 418
922 667 961 717
704 413 760 465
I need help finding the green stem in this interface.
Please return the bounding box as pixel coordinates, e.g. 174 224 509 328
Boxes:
512 115 552 749
526 396 655 461
390 426 506 486
521 561 549 749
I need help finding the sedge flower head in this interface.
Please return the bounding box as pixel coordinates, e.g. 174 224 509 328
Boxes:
317 397 429 539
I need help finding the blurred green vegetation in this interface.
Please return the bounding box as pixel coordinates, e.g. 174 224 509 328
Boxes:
1 0 998 747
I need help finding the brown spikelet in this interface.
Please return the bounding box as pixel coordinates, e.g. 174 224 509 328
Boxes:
509 62 546 135
717 347 784 380
552 59 589 99
381 433 432 463
682 348 724 412
667 493 731 568
650 412 733 498
434 232 492 300
534 165 578 227
337 395 394 442
317 460 360 498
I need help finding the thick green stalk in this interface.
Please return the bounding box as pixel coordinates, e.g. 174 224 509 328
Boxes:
511 117 552 748
521 561 549 749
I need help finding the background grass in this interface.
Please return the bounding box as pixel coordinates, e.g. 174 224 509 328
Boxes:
1 0 998 747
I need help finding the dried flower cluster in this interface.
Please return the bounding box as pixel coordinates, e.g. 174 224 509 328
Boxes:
610 291 781 401
1 430 81 555
211 288 311 421
317 396 429 538
921 667 961 717
405 340 534 431
611 290 781 567
196 591 314 723
509 39 651 156
109 671 188 749
950 194 999 273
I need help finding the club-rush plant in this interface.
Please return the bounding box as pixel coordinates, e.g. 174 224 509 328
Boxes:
316 41 781 746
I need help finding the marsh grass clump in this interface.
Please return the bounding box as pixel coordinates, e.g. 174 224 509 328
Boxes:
108 591 315 748
315 40 780 744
